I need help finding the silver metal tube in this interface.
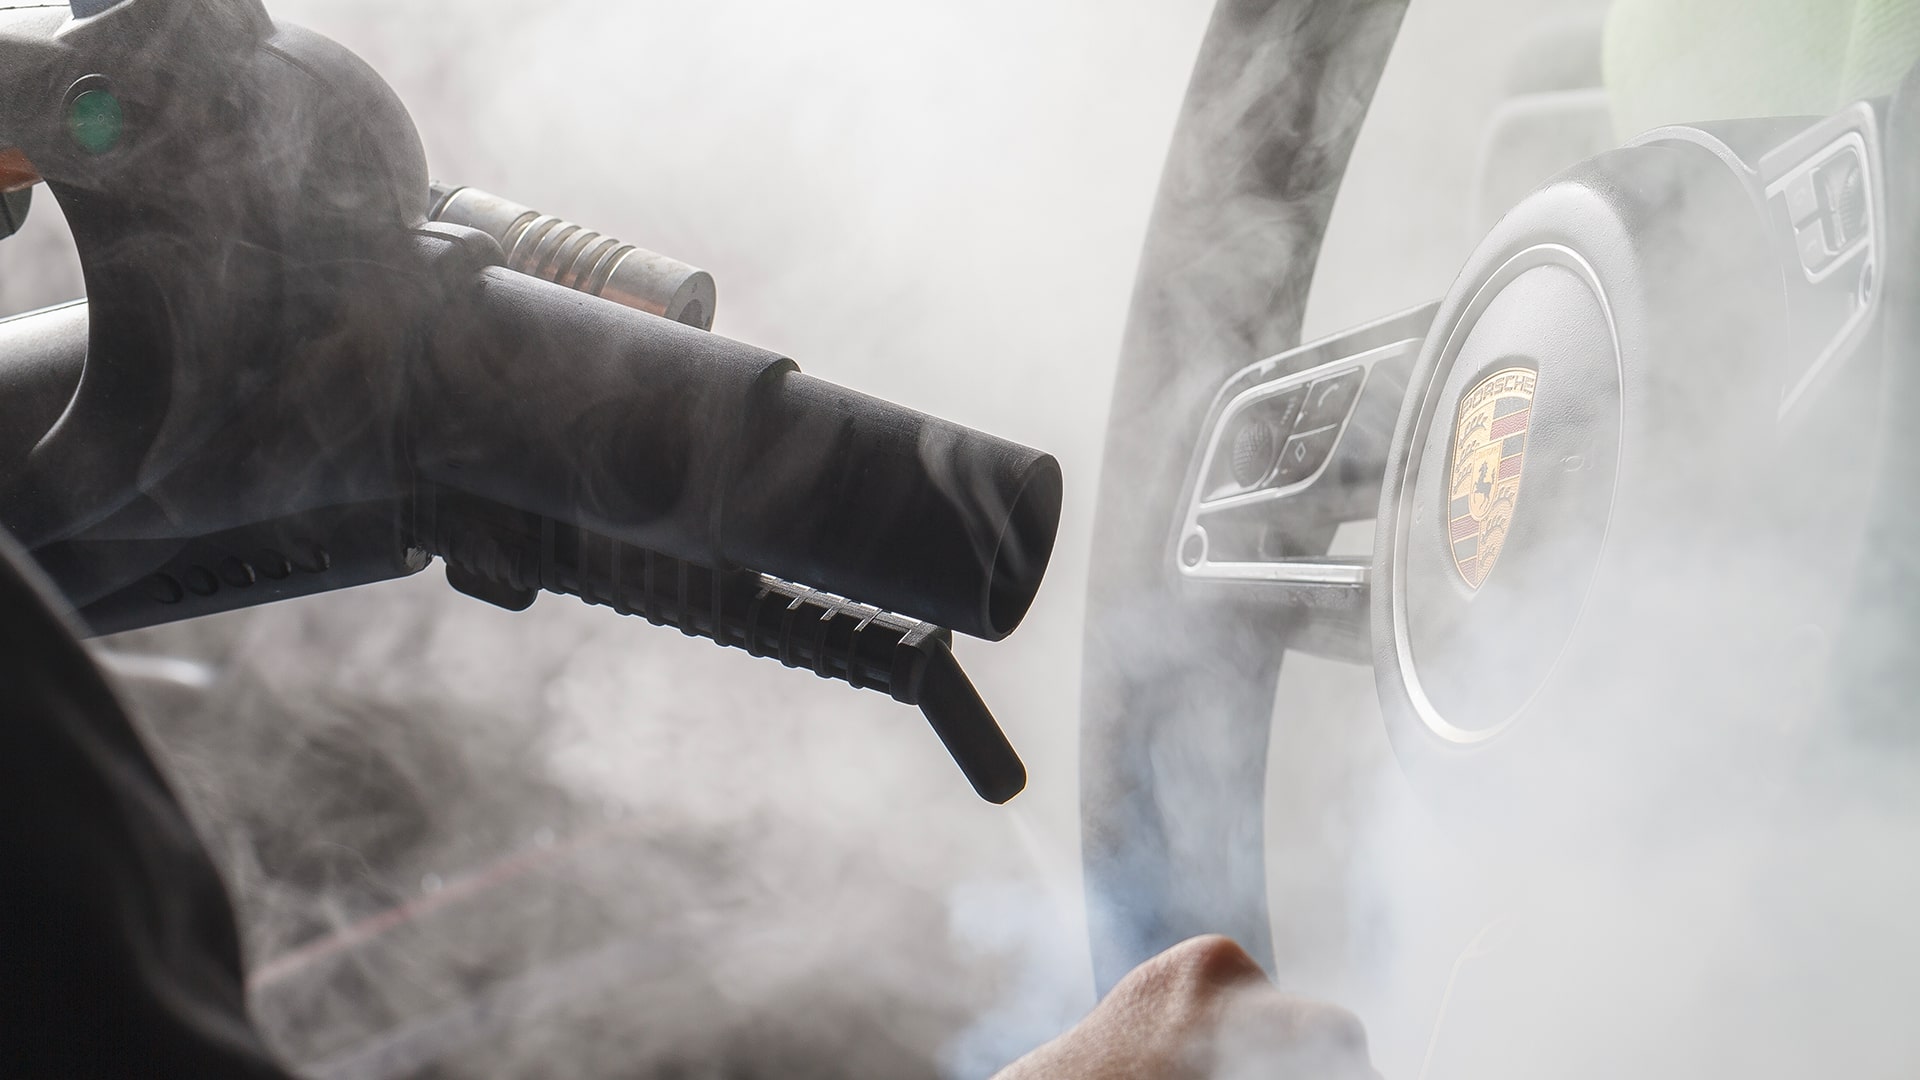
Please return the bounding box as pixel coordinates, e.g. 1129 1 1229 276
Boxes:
428 183 716 330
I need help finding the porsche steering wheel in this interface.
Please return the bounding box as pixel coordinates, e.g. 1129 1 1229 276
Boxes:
1080 0 1920 992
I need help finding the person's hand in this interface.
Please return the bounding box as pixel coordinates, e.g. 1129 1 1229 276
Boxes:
993 935 1379 1080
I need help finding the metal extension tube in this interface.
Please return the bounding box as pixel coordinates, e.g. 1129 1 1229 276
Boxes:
430 183 718 330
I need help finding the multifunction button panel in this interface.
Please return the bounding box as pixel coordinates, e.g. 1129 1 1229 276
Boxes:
1173 304 1435 591
1758 102 1885 416
1198 366 1366 505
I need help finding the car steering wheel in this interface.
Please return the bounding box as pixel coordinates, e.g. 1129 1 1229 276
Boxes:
1080 0 1920 994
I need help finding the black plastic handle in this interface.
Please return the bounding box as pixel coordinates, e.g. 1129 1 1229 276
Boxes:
419 482 1027 802
416 266 1062 642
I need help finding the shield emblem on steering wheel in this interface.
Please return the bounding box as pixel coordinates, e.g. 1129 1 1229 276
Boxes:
1448 367 1536 589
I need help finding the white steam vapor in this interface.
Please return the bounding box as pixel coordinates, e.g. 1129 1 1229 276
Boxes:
3 0 1210 1076
7 0 1918 1078
1241 3 1920 1078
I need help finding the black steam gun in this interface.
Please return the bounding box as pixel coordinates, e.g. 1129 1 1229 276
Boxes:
0 0 1061 802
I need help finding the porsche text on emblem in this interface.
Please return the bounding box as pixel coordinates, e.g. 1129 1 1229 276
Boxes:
1447 367 1535 589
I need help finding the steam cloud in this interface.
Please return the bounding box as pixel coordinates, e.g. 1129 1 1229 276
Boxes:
5 0 1917 1078
3 0 1208 1075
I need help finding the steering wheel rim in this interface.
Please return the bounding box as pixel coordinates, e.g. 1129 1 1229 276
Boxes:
1078 0 1408 992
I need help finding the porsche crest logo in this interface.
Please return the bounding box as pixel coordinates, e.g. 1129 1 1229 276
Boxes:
1448 367 1535 589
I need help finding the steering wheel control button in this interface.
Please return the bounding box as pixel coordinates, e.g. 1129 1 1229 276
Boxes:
1795 218 1832 268
1299 368 1364 430
1781 141 1875 277
1228 415 1278 487
1204 385 1306 497
1784 172 1821 226
1179 531 1205 568
1817 150 1868 251
1255 385 1309 440
1274 426 1339 486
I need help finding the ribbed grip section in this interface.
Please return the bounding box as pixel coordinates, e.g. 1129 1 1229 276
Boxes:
497 214 628 295
418 485 1027 803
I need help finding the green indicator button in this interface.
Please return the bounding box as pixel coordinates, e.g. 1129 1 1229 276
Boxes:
67 88 123 154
